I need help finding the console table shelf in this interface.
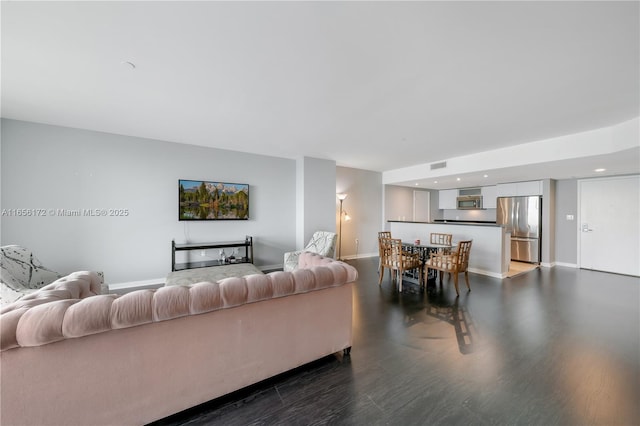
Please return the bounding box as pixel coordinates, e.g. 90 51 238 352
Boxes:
172 236 253 272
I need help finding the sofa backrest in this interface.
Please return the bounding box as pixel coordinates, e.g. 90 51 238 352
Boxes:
0 253 357 352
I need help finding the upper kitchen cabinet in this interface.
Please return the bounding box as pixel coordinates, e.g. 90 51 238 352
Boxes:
481 185 498 208
439 189 458 209
497 180 542 197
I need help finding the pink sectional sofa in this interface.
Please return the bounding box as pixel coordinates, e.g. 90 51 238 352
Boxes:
0 252 357 426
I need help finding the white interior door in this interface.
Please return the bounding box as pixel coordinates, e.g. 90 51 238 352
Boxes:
579 176 640 276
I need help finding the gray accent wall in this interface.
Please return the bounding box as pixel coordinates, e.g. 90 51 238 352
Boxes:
296 157 336 249
384 185 418 223
336 166 382 258
555 179 578 265
1 119 297 282
541 179 556 266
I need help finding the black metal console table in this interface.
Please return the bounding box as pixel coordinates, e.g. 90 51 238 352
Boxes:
171 236 253 271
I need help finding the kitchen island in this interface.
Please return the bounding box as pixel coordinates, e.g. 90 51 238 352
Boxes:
388 221 510 278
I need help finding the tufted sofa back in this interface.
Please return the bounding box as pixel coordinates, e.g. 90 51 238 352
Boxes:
0 253 357 352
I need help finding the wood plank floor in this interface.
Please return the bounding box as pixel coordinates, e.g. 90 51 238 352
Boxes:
150 258 640 425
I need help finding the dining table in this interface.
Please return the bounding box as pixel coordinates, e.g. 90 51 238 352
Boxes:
401 241 453 286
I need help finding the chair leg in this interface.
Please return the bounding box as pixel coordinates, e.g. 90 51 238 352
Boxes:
453 272 460 296
439 270 443 284
465 271 470 291
378 267 384 285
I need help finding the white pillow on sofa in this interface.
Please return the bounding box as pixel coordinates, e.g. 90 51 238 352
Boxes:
0 245 61 291
0 281 36 306
1 245 62 305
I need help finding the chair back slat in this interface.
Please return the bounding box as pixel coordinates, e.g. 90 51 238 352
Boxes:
379 238 394 268
378 232 392 259
455 240 473 270
430 233 452 246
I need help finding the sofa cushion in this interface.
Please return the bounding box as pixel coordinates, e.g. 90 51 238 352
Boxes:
165 263 263 286
1 253 357 351
1 271 103 315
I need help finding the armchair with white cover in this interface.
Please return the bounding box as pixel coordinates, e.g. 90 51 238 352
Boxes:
283 231 337 271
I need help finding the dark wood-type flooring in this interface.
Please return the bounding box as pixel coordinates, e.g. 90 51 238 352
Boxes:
151 258 640 425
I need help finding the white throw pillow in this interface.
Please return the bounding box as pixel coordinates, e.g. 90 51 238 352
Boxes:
0 281 35 306
0 245 61 291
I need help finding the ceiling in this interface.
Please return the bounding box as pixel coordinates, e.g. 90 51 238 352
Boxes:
2 1 639 188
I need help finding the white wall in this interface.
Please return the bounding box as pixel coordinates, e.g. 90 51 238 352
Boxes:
336 166 382 259
389 221 509 278
442 209 497 222
1 119 297 282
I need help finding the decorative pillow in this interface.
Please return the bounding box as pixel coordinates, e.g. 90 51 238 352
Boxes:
0 245 61 292
0 281 36 306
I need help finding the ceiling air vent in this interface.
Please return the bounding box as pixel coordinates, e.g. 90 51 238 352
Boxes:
430 161 447 170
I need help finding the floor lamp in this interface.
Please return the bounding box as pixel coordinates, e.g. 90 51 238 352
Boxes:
337 193 350 260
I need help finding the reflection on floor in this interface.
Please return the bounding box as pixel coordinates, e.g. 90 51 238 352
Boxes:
507 260 538 278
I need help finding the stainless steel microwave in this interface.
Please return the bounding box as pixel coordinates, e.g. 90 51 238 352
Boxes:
456 195 483 209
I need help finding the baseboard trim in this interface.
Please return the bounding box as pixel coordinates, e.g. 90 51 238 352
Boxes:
554 262 578 268
467 268 506 279
340 253 377 261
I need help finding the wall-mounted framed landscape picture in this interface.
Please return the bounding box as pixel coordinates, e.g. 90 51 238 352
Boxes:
179 179 249 221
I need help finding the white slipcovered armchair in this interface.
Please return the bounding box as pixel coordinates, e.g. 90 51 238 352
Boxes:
283 231 337 271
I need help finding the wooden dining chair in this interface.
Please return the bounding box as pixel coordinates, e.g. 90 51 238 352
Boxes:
377 232 392 275
430 233 452 246
424 240 472 296
378 238 422 291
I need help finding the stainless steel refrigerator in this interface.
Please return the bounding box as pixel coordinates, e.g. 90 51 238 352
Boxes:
497 196 542 263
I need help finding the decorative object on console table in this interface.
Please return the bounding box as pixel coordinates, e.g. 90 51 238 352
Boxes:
337 193 351 260
171 236 253 271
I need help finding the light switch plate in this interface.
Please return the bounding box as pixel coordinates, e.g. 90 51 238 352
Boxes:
566 214 574 221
